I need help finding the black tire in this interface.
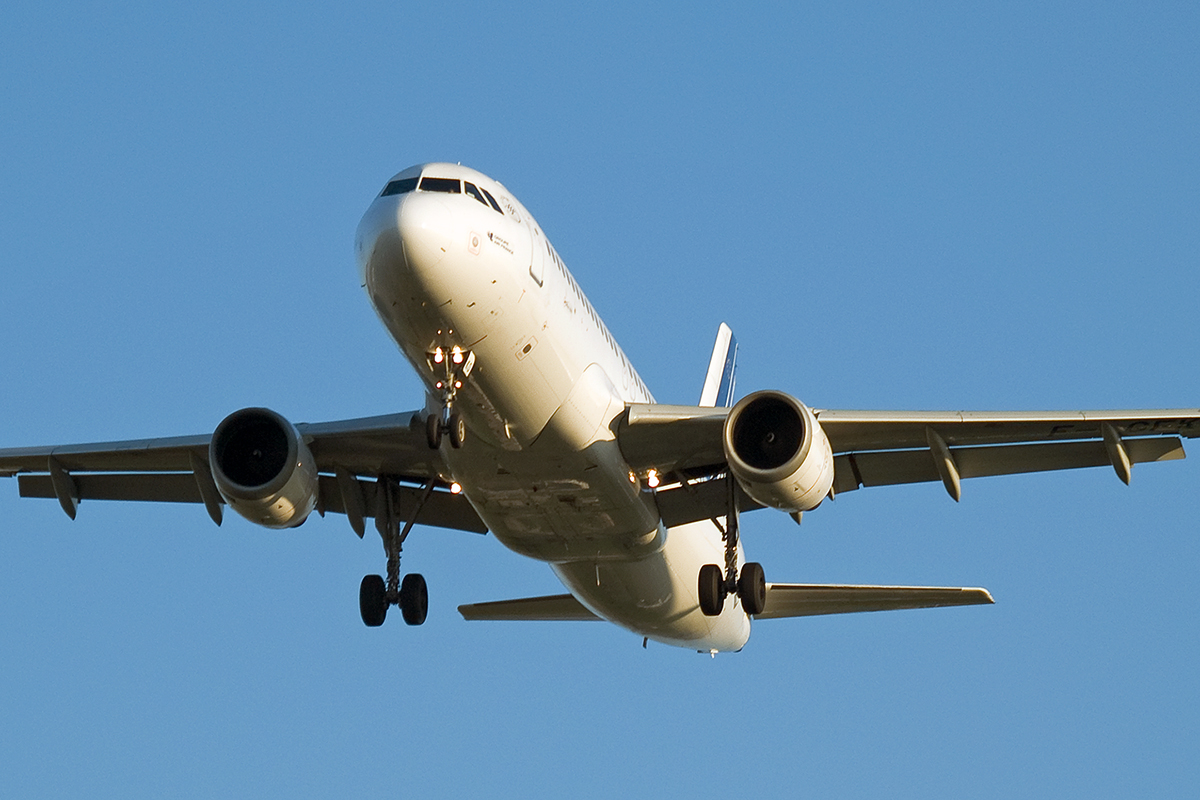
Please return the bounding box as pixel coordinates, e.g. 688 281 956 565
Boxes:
359 574 387 627
737 561 767 616
426 413 442 449
698 563 724 616
399 573 429 626
448 411 466 449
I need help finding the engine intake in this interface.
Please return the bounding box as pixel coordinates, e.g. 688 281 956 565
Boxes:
722 390 834 513
210 407 319 529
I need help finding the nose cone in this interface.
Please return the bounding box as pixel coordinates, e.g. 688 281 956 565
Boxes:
356 191 455 288
396 191 455 275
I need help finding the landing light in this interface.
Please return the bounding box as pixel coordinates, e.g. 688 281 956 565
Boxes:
452 346 464 365
434 348 444 364
450 482 462 494
646 469 660 489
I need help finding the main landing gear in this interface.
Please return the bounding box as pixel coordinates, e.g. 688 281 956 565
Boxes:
359 572 427 627
425 345 474 450
698 474 767 617
360 477 434 627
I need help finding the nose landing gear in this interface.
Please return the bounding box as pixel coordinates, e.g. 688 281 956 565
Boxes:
425 345 474 450
698 473 767 617
426 409 466 450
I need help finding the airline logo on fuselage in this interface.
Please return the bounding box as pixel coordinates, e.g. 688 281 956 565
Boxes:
488 232 513 254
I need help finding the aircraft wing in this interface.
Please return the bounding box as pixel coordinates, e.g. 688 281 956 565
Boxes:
818 409 1192 496
618 405 1197 506
0 411 487 533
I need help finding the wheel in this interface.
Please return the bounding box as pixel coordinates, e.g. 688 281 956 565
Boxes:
359 574 387 627
698 563 724 616
426 413 442 449
737 561 767 616
448 411 466 449
399 573 429 626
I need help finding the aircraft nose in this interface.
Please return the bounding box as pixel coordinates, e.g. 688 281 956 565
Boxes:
395 191 455 274
355 189 455 286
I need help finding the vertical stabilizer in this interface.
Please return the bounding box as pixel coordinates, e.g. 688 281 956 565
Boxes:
699 323 738 407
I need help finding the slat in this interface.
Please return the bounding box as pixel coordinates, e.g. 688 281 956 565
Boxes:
819 409 1200 451
0 410 440 478
0 438 209 473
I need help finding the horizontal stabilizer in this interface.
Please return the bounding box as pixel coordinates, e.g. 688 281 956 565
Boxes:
459 594 601 621
755 583 994 619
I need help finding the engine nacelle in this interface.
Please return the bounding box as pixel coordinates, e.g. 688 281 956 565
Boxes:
209 407 319 529
722 390 834 514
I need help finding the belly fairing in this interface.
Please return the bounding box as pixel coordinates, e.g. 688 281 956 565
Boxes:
444 363 663 562
553 520 752 651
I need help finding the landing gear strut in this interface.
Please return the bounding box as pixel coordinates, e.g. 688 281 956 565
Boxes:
699 473 767 617
359 476 434 627
425 345 473 450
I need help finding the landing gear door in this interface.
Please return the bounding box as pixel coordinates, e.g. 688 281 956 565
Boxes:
527 221 546 287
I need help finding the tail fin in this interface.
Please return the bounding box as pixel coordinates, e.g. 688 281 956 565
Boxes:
699 323 738 407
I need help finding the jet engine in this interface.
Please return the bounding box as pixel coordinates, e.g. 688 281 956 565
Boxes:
210 407 319 529
722 390 834 513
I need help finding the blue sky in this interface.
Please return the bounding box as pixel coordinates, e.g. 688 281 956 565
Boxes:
1 2 1198 797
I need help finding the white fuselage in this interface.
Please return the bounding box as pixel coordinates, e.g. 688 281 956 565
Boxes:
355 163 750 651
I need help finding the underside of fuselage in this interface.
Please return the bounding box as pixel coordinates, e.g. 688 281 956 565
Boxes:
355 163 752 651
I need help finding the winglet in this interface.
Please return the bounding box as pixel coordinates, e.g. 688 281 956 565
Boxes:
699 323 738 408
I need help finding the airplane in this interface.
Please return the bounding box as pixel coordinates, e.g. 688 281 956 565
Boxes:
2 162 1197 654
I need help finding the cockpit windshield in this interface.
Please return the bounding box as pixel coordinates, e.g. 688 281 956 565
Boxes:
418 177 461 194
378 174 506 217
380 177 418 196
